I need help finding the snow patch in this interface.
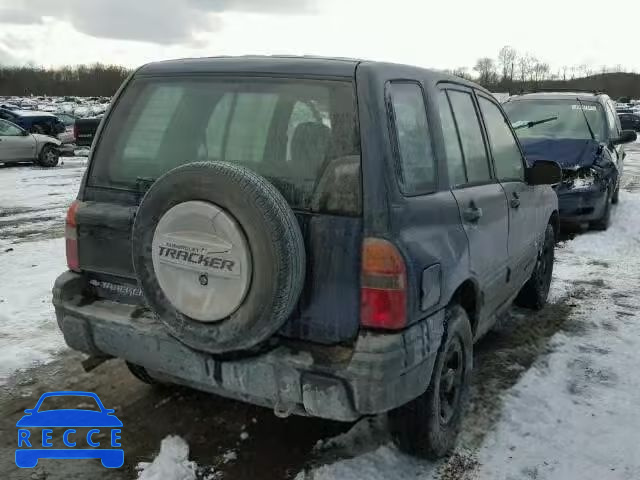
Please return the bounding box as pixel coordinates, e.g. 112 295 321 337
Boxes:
136 436 198 480
314 417 388 457
295 445 432 480
222 450 237 464
475 191 640 480
0 239 68 384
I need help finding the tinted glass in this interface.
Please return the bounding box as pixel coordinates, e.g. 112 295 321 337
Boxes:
478 97 524 181
437 92 466 187
89 77 361 215
503 99 607 141
448 91 492 183
0 119 22 136
388 83 436 193
606 102 621 136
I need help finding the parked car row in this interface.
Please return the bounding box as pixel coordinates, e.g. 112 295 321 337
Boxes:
0 95 110 118
0 96 108 165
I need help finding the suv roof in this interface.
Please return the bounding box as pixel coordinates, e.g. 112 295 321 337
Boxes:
137 55 489 93
507 91 611 103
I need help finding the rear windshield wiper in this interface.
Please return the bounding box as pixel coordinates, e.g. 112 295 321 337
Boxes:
512 116 559 131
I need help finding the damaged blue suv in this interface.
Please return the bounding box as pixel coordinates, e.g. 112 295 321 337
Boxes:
504 92 637 230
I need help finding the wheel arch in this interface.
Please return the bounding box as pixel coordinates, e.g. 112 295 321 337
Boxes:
448 279 479 335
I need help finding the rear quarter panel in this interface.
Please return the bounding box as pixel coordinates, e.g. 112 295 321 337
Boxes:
356 63 471 325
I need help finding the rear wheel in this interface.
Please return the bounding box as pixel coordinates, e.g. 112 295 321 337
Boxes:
388 305 473 459
515 223 554 310
37 144 59 167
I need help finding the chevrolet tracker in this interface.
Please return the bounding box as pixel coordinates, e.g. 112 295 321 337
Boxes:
54 56 561 458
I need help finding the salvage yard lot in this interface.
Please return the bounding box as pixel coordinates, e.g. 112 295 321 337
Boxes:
1 139 640 479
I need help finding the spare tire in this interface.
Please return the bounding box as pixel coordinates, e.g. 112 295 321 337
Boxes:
132 162 305 354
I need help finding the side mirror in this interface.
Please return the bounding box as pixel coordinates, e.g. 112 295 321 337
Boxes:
526 160 562 186
21 129 29 136
611 129 637 146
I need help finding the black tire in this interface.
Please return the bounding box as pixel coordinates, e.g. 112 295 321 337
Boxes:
126 362 158 385
389 305 473 459
515 223 554 310
132 162 306 355
611 184 620 205
30 124 44 134
37 144 59 167
590 190 611 231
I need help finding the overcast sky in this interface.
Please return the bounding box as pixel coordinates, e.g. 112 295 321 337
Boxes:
0 0 637 73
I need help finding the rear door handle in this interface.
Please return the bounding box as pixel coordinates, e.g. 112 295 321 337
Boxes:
463 205 483 223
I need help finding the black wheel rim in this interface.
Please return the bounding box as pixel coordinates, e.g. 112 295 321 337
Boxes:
43 147 57 166
439 336 464 425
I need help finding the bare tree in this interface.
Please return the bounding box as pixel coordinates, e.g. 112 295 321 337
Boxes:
474 57 498 86
498 45 518 84
532 61 550 85
517 54 534 85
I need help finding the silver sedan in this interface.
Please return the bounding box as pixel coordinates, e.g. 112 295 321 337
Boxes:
0 118 61 167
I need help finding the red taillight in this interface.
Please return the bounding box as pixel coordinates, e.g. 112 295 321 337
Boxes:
360 238 407 330
65 200 81 272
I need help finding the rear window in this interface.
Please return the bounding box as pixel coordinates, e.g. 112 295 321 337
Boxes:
503 99 607 142
89 77 361 215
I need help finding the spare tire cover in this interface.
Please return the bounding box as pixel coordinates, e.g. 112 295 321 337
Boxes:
132 162 306 354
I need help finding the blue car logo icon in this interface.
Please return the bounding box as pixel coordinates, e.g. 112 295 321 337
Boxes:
15 391 123 468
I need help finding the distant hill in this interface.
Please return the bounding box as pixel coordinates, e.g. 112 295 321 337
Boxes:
509 72 640 100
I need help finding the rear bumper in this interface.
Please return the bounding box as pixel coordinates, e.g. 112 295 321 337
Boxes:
53 272 443 422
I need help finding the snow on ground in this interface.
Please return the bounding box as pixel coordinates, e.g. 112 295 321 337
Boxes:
0 159 85 383
0 158 86 249
0 238 68 384
476 190 640 480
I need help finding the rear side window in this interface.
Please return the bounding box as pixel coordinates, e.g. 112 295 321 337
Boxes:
478 96 525 181
89 77 361 215
387 82 436 194
437 92 466 187
447 91 492 184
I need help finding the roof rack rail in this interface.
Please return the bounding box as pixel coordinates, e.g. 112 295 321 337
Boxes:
510 87 604 96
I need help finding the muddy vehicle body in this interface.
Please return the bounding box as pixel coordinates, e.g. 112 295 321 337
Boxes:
54 56 560 458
